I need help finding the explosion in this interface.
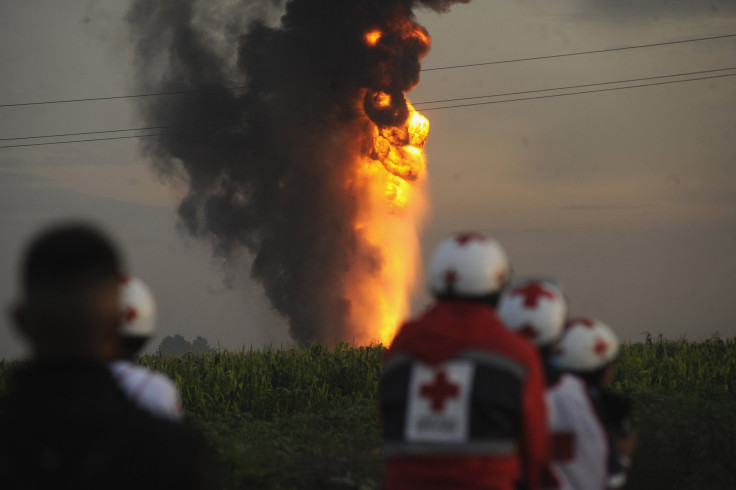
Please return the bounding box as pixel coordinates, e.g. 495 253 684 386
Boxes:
127 0 466 346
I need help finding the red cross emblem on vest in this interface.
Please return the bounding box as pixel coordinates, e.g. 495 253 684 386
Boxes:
420 370 459 412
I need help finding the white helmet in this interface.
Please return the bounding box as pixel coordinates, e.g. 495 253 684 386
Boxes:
120 275 156 338
427 232 510 298
555 317 620 372
497 278 567 346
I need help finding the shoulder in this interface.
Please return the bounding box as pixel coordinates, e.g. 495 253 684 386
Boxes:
135 370 183 419
112 362 174 392
552 375 603 423
551 374 588 400
389 302 539 369
110 359 136 377
476 315 541 371
112 363 184 421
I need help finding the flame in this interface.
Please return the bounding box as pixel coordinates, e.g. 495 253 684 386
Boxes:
346 139 428 345
373 91 392 108
365 29 382 46
348 99 428 345
371 104 427 182
342 23 430 346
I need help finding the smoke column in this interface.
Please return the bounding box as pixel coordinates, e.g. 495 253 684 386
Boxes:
127 0 469 345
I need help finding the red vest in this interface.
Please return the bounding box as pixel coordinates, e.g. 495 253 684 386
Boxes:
381 301 549 490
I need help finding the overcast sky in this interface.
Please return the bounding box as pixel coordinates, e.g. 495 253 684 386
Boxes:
1 0 734 359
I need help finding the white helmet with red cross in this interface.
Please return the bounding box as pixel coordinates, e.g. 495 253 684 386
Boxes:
120 275 156 338
555 317 620 372
497 278 567 346
427 232 510 298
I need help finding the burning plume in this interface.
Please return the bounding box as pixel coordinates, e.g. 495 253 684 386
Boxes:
127 0 469 346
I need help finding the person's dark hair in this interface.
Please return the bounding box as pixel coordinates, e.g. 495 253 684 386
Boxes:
22 223 121 298
18 223 123 358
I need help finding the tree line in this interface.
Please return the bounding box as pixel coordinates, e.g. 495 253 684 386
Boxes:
157 335 213 355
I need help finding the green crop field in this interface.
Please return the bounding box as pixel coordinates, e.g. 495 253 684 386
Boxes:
2 336 735 489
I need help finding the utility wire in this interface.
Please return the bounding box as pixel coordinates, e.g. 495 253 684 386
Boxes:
3 66 734 143
1 33 734 109
0 118 238 142
421 33 736 72
412 66 736 107
0 86 247 109
1 71 733 150
419 72 736 113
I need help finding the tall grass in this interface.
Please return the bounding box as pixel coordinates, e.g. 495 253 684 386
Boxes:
613 333 736 394
1 338 735 488
139 343 384 419
2 337 734 412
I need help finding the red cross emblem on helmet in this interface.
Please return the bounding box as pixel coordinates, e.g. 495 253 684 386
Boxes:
428 232 510 298
510 282 556 308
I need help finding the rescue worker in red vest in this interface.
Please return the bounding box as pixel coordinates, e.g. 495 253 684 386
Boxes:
379 232 549 490
110 275 185 421
498 278 598 490
551 318 636 489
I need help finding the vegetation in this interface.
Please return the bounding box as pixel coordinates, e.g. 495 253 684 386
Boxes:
612 334 736 490
157 334 214 355
614 333 736 394
141 343 383 489
1 336 735 488
141 344 381 420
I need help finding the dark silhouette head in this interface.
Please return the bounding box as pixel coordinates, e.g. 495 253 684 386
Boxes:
11 223 124 361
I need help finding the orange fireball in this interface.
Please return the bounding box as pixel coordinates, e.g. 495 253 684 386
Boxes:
365 29 382 46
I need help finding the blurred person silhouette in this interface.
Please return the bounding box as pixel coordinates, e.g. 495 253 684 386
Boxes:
379 232 549 490
111 275 184 421
549 318 636 489
499 277 605 489
0 222 207 490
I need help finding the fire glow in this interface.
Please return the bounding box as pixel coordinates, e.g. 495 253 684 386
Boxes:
345 24 431 346
127 0 459 348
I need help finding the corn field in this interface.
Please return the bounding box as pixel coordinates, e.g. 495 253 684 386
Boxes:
1 336 735 489
138 343 384 419
136 335 736 419
613 333 736 394
2 337 734 415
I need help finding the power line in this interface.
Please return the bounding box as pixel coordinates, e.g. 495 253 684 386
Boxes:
421 33 736 72
1 71 733 150
412 67 736 107
3 66 734 143
0 119 237 142
0 86 248 109
1 33 734 109
419 72 736 113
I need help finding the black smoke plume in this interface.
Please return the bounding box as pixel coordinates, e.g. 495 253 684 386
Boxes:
127 0 469 345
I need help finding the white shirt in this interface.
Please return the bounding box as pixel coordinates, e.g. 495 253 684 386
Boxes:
110 360 184 422
544 373 608 490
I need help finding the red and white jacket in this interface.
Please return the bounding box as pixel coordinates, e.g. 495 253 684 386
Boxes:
380 300 549 490
543 374 608 490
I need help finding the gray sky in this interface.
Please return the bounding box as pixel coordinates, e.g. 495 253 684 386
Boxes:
1 0 734 359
